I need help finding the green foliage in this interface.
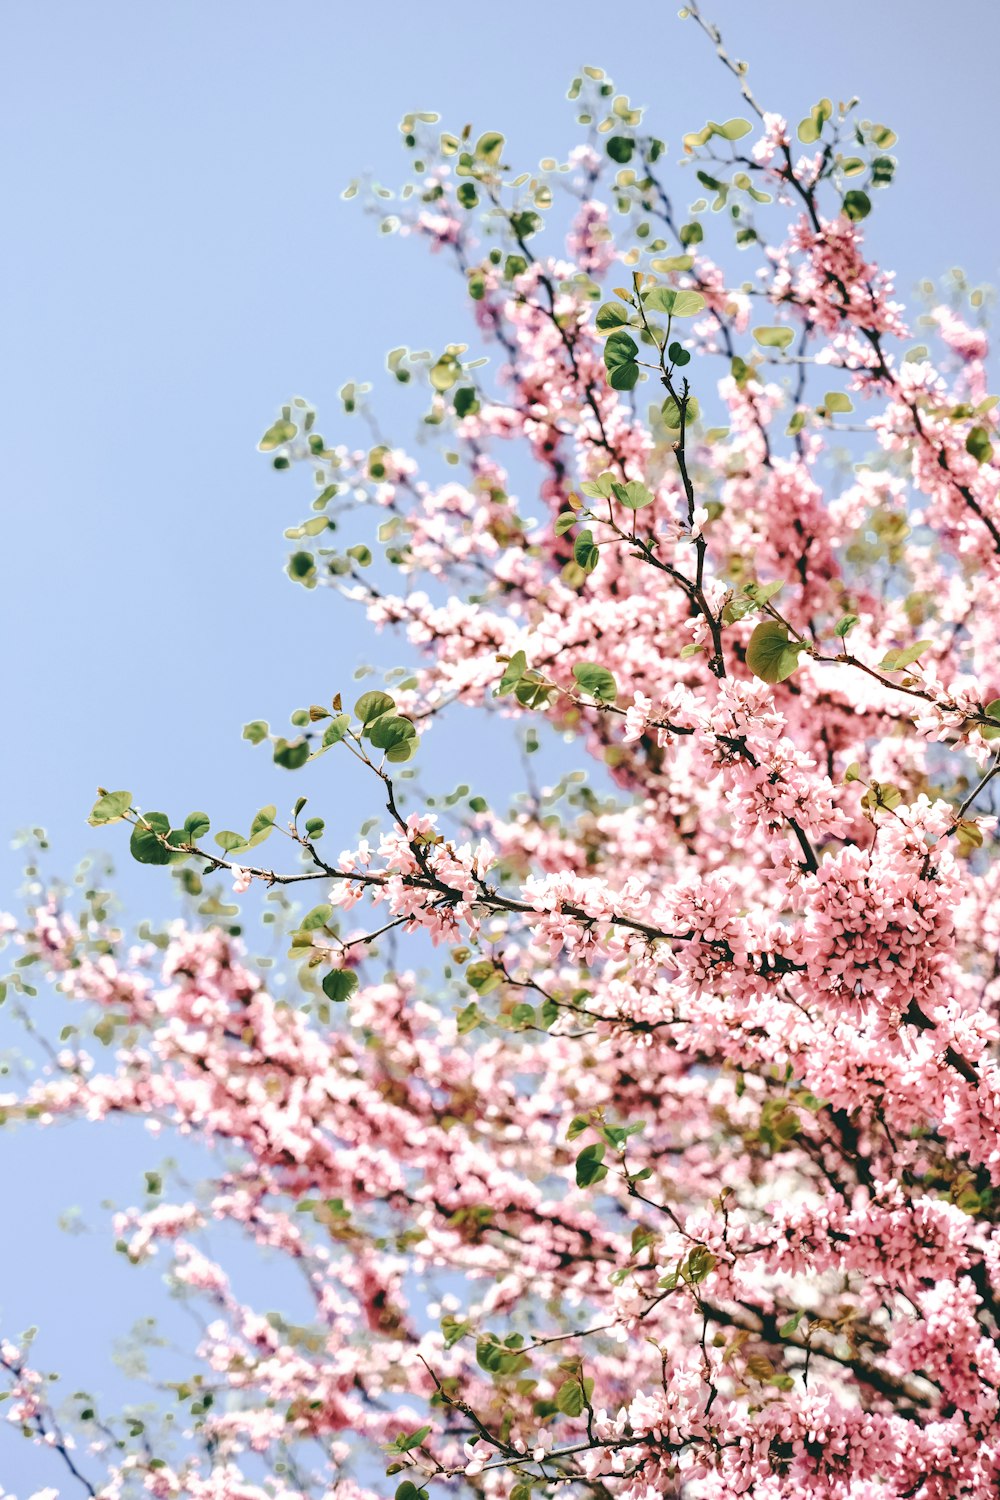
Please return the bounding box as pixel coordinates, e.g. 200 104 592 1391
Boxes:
258 418 296 452
88 790 132 827
322 970 359 1003
967 426 995 464
797 98 832 144
661 394 700 429
683 117 752 150
572 662 618 703
476 1333 529 1377
130 813 173 866
573 529 600 573
746 621 806 684
753 326 794 351
878 640 932 671
842 189 871 222
575 1142 608 1187
355 691 396 725
602 329 639 390
273 737 310 770
612 479 654 509
496 651 527 696
369 713 419 763
642 287 706 318
596 300 630 330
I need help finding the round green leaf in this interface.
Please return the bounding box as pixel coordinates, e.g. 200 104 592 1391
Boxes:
355 691 396 725
596 301 630 331
131 813 173 866
745 621 805 684
273 737 310 770
842 190 871 222
572 662 618 703
753 326 794 351
88 790 133 827
322 970 359 1003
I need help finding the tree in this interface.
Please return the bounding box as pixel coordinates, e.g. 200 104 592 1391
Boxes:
3 4 1000 1496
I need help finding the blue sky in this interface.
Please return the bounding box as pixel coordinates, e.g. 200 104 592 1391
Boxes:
1 0 997 1489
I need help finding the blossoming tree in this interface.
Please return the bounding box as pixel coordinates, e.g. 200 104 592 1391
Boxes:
4 4 1000 1496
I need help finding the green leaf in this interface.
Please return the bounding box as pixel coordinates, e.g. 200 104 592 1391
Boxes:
603 329 639 391
247 805 277 846
397 1424 432 1454
242 720 269 745
369 714 417 754
453 386 480 419
601 1119 645 1149
322 970 359 1003
301 904 332 931
753 326 794 351
746 621 805 684
575 1142 608 1188
566 1114 590 1141
966 426 994 464
955 819 983 855
497 650 527 696
430 354 461 392
474 131 505 165
555 511 577 536
651 254 694 273
273 737 310 770
835 614 859 638
130 813 173 866
862 780 902 813
456 1001 483 1034
797 98 832 145
572 662 618 703
606 135 634 163
716 117 752 140
879 640 932 671
214 829 248 853
824 391 854 414
580 472 615 499
183 811 211 841
556 1378 585 1417
596 301 630 330
355 691 396 725
88 790 132 827
322 714 352 747
612 479 654 510
573 529 599 573
661 395 700 429
509 209 541 240
466 959 501 994
642 287 706 318
441 1314 470 1348
607 363 639 392
842 189 871 222
686 1245 716 1283
258 418 296 452
981 698 1000 741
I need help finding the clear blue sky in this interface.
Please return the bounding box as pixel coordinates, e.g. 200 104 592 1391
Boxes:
1 1 997 1490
